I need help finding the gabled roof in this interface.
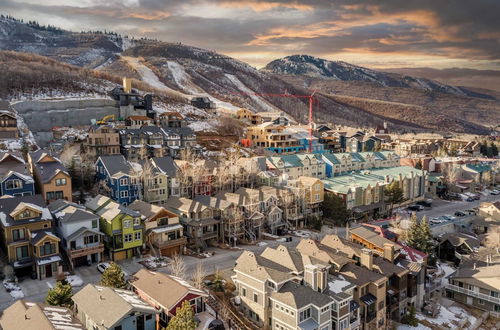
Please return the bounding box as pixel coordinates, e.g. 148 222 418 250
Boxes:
350 225 400 252
0 195 52 227
270 281 333 309
131 269 207 312
193 195 233 211
450 264 500 292
0 300 84 330
72 284 158 329
151 156 178 177
31 229 60 245
49 200 99 224
85 195 139 221
439 232 480 251
128 200 177 220
66 227 103 242
164 196 207 214
97 154 135 178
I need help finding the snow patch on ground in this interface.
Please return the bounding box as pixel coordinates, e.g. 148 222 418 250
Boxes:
188 120 217 132
3 280 24 300
437 263 456 286
416 305 476 328
66 275 84 287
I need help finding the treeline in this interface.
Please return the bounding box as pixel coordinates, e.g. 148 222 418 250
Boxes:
480 141 499 157
1 14 63 34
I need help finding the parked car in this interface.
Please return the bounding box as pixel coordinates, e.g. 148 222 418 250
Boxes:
407 205 424 211
417 199 433 207
454 211 467 217
491 190 500 195
96 262 111 274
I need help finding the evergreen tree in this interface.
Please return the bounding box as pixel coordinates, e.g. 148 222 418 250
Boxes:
322 193 351 225
406 213 420 249
490 142 498 157
414 160 422 170
99 263 127 289
384 181 405 215
166 300 197 330
406 215 435 264
46 280 73 307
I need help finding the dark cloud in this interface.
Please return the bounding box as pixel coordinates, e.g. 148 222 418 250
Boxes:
0 0 499 68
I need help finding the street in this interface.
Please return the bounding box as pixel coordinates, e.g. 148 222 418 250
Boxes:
418 193 500 218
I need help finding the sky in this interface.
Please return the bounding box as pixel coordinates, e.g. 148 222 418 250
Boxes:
1 0 499 70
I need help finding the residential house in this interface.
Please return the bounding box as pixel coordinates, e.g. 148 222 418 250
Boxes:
162 127 197 149
158 111 186 128
48 199 103 269
0 152 35 197
0 195 62 279
164 196 220 249
246 122 301 154
131 269 208 328
289 127 325 154
399 156 436 172
345 134 380 153
232 246 343 330
437 232 481 265
128 200 186 257
322 152 399 178
479 201 500 221
194 195 244 244
446 263 500 317
28 150 72 203
119 127 166 162
289 176 324 220
85 195 143 261
236 108 262 125
256 111 291 126
0 300 83 330
323 166 426 218
266 153 326 182
86 125 120 159
149 156 180 200
318 131 346 152
0 101 18 139
73 284 158 330
125 115 154 129
95 154 140 206
317 236 389 328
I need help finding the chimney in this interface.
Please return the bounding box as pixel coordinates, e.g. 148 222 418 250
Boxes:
360 248 373 270
304 264 319 291
383 243 395 262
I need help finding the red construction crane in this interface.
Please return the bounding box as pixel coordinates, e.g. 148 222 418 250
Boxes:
230 90 317 152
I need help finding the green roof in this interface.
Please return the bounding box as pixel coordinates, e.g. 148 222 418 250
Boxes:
322 166 423 194
465 164 491 173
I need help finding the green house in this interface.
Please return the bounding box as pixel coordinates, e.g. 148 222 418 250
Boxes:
85 195 143 261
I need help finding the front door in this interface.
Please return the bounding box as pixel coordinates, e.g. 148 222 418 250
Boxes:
136 314 145 330
45 264 52 277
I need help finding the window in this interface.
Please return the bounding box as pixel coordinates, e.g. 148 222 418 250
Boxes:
55 178 67 186
315 193 321 201
378 301 385 311
84 235 99 245
478 299 484 305
12 228 25 241
134 232 142 241
120 191 129 198
6 179 22 189
241 287 246 297
299 308 311 322
253 293 258 303
92 220 98 228
16 245 28 260
123 220 131 228
134 218 140 226
124 234 133 243
491 291 499 298
40 242 56 256
120 178 129 186
320 306 329 313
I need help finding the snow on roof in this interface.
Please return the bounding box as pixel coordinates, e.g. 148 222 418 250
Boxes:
328 277 352 294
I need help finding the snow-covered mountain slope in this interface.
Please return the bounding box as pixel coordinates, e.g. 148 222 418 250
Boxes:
262 55 494 99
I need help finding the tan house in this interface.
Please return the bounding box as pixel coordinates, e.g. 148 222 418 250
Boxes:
28 150 72 203
86 125 121 158
236 108 262 125
478 201 500 221
295 176 324 219
246 122 301 154
125 115 154 128
0 195 61 280
128 200 186 256
0 300 83 330
0 109 18 139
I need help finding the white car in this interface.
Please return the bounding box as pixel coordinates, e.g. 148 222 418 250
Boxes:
96 262 111 274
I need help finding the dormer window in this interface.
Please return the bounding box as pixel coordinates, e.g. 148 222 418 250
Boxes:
267 281 277 290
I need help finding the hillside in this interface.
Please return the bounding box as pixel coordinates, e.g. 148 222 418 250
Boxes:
262 55 495 100
0 16 498 134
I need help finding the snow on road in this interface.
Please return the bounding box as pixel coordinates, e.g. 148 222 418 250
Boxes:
225 73 277 112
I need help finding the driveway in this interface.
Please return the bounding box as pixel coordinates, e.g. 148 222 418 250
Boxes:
418 194 500 218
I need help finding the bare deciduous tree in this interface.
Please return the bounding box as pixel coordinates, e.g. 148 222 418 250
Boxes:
192 261 206 289
168 253 186 279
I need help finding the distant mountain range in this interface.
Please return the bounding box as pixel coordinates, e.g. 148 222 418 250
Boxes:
262 55 494 99
0 15 499 135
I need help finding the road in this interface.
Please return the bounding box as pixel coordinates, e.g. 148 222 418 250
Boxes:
418 193 500 218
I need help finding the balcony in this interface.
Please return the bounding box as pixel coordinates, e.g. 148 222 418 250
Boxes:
446 284 500 304
153 237 187 249
67 244 104 259
200 231 219 240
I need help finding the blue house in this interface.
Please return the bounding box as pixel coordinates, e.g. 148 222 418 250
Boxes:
95 154 140 206
0 152 35 197
292 130 325 154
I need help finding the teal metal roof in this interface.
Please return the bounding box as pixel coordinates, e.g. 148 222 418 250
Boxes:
465 164 491 173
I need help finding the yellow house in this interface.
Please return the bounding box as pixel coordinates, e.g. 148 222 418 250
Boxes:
0 195 61 279
296 176 324 218
28 150 72 203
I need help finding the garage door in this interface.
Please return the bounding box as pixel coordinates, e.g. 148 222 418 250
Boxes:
161 246 180 257
73 256 88 267
113 250 127 261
